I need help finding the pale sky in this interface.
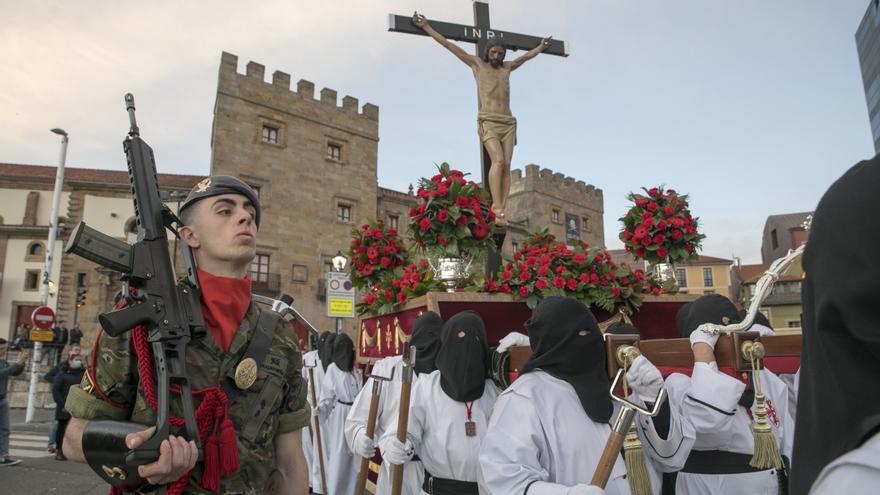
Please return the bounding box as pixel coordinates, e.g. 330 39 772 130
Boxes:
1 0 874 263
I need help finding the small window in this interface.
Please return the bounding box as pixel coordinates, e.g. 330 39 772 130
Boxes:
388 215 399 231
551 208 560 224
249 254 270 286
76 272 87 288
770 229 779 250
675 268 687 287
702 267 714 287
786 320 801 329
337 204 352 222
511 241 520 253
25 270 40 291
261 125 278 144
28 243 43 256
327 143 342 161
582 216 591 233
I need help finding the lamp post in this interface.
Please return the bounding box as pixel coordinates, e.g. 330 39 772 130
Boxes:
26 128 68 423
331 251 348 334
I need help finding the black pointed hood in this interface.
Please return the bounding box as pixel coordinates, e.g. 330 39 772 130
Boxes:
679 294 739 337
331 333 355 372
319 332 337 371
435 310 490 402
521 296 612 423
792 157 880 494
411 311 443 375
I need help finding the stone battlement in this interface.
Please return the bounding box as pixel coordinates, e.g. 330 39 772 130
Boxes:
219 52 379 121
511 164 603 200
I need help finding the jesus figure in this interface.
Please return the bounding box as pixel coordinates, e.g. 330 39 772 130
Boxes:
413 12 551 226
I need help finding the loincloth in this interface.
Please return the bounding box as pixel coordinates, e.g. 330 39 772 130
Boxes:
477 112 517 145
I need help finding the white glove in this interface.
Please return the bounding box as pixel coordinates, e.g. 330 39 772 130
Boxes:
311 406 320 418
353 429 377 458
567 484 606 495
497 331 530 353
626 355 664 402
379 436 414 465
689 324 719 350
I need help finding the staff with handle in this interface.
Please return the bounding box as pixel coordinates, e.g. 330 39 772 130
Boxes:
354 369 395 495
304 362 328 494
391 345 417 495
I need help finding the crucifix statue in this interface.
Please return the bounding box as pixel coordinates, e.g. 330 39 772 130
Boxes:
389 3 569 227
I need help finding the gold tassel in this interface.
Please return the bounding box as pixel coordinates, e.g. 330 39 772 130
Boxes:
746 343 784 469
623 422 653 495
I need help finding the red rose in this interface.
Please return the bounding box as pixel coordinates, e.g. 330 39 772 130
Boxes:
419 217 432 232
684 244 694 253
611 287 621 298
419 260 429 268
364 294 376 305
437 209 449 222
537 266 549 276
663 206 675 216
656 220 668 231
647 187 660 198
380 256 391 267
623 231 632 241
485 279 499 291
367 246 379 260
502 270 513 281
373 229 384 239
431 174 442 182
657 248 668 258
356 261 365 270
579 273 590 283
535 279 549 290
640 236 651 246
553 277 565 289
555 265 566 275
473 223 488 239
519 270 531 283
357 245 365 253
566 278 579 291
590 273 599 284
408 207 418 217
362 264 373 276
398 291 407 304
527 256 538 266
573 253 586 264
456 214 468 227
456 196 470 208
635 197 649 208
652 287 662 296
685 225 696 235
608 271 617 280
518 286 530 298
653 234 666 244
501 283 511 294
437 235 447 246
671 230 683 241
641 212 653 222
636 248 646 258
647 202 658 212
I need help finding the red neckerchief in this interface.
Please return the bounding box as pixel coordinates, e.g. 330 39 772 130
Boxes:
198 269 252 352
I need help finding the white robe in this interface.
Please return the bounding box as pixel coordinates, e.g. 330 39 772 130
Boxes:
666 362 794 495
302 350 328 493
344 355 425 495
380 370 499 494
810 430 880 493
318 362 362 495
479 371 671 495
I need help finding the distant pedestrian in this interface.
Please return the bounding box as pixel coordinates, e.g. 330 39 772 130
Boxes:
44 345 82 453
68 324 83 346
51 350 84 461
0 338 28 467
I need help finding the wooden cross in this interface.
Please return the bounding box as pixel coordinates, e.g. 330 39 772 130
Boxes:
389 2 570 277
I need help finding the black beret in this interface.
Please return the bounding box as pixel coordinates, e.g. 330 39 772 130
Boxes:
179 176 261 228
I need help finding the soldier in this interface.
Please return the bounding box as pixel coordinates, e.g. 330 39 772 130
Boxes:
62 176 311 494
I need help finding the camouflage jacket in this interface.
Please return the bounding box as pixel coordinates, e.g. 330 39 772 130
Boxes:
66 301 310 494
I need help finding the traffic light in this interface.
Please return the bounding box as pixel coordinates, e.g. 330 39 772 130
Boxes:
76 287 87 308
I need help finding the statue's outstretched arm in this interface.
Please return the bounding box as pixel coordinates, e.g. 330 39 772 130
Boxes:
510 37 552 71
413 12 477 68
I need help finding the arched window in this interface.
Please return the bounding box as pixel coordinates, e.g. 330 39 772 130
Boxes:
28 242 43 256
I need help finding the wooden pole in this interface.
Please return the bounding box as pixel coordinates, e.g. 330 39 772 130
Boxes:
306 364 328 494
590 407 635 488
391 346 416 495
355 374 390 495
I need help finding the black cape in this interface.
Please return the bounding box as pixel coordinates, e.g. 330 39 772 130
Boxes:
521 296 612 423
791 157 880 494
435 310 490 402
331 333 355 372
411 311 442 375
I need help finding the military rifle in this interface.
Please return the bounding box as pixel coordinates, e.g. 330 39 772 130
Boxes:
65 94 203 480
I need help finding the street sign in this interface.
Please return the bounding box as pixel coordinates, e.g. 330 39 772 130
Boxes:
31 306 55 329
326 272 355 318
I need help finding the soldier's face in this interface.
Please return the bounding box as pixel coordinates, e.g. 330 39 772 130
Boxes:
181 193 257 269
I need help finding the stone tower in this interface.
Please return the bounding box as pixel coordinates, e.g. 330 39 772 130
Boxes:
211 52 379 334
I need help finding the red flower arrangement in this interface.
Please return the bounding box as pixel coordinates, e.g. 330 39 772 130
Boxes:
408 163 497 261
485 229 663 313
357 261 445 315
619 186 705 264
347 219 409 291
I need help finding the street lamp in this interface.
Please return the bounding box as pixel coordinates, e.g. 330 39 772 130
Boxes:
331 251 347 333
27 128 69 423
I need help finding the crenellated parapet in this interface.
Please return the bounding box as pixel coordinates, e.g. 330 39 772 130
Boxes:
510 164 603 208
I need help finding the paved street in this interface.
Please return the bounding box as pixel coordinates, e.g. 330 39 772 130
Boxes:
4 408 106 495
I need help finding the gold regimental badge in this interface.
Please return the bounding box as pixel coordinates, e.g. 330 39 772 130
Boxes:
195 177 212 192
234 357 258 390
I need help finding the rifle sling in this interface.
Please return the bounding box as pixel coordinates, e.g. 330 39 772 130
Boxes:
222 308 281 402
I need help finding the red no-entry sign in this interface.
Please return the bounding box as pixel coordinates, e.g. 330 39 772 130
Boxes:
31 306 56 330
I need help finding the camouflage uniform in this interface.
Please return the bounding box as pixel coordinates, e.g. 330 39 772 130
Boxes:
66 300 310 494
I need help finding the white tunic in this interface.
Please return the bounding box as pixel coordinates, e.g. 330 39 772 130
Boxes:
810 431 880 493
344 355 425 495
380 370 499 494
479 371 667 495
318 362 362 495
666 362 793 495
301 350 327 493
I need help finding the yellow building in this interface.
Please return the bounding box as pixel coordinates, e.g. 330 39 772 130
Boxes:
671 255 734 299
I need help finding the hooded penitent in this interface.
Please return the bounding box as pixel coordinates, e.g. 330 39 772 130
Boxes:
435 310 490 402
791 158 880 494
675 302 693 337
331 333 355 373
521 296 612 423
679 294 740 338
411 311 443 375
319 332 336 371
605 321 641 336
